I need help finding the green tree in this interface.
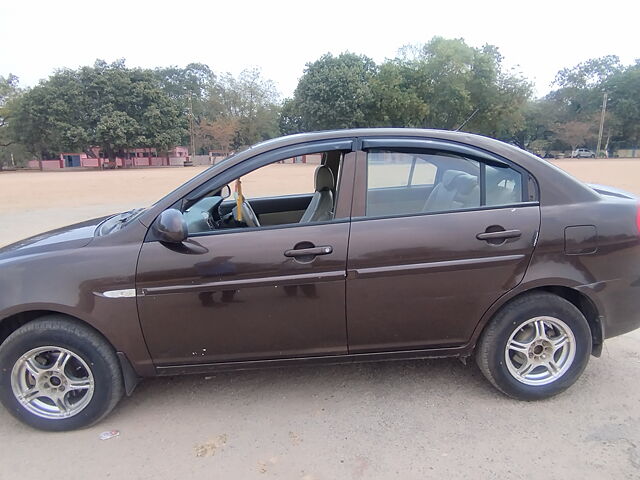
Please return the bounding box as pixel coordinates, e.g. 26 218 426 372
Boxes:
394 38 531 137
367 62 428 127
0 74 20 137
523 56 638 154
206 68 280 148
512 99 560 153
605 61 640 148
154 63 215 110
281 39 531 139
154 63 216 151
281 53 377 132
555 119 598 152
11 60 187 164
550 55 622 119
0 74 26 169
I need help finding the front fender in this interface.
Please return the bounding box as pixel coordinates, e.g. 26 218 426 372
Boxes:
0 225 155 377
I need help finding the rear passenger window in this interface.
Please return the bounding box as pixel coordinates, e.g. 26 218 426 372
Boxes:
365 149 525 218
366 150 478 217
367 151 412 188
411 159 437 186
485 164 523 206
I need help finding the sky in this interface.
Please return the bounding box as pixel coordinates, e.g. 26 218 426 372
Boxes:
1 0 638 99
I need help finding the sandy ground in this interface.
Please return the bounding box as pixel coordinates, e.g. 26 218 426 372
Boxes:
1 159 640 479
0 164 318 247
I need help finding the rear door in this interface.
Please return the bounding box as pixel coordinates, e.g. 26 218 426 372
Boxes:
346 139 541 353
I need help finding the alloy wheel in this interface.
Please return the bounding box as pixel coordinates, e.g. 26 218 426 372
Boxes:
10 346 95 419
504 316 576 386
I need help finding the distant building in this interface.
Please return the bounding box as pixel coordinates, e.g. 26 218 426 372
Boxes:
27 146 190 169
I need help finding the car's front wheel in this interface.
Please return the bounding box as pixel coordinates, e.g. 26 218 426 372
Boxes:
0 315 124 431
476 292 592 400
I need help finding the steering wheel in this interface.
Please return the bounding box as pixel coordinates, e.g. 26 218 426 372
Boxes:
232 179 260 227
233 199 260 227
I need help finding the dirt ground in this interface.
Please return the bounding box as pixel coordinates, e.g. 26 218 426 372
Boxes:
0 164 320 247
1 159 640 479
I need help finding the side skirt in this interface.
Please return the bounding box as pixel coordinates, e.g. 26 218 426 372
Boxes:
154 345 473 376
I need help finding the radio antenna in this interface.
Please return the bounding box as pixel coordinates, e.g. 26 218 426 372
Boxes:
455 108 479 131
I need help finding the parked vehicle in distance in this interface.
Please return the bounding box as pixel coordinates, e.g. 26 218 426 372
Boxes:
2 128 640 431
572 148 596 158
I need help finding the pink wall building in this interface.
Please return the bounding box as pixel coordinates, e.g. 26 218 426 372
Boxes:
27 146 189 169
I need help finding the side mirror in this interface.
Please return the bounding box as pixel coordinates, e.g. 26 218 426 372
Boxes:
220 184 231 199
152 209 188 243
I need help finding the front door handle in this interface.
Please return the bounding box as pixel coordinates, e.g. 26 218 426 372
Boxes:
284 245 333 258
476 229 522 241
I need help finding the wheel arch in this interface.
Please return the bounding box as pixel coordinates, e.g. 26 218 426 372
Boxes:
0 309 100 346
0 309 140 395
473 285 604 357
532 286 603 356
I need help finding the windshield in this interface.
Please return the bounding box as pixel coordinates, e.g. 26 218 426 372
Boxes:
149 151 243 209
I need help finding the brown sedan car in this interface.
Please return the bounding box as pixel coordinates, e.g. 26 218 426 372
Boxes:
2 128 639 431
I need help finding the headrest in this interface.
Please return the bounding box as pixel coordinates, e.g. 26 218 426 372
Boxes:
315 165 335 192
442 169 478 195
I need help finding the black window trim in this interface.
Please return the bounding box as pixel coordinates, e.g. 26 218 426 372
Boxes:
479 162 487 205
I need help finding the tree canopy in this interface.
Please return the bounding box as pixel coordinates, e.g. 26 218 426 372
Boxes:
280 52 377 132
1 38 638 167
11 60 187 161
516 56 640 155
281 38 531 140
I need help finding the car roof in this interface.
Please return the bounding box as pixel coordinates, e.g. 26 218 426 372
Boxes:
246 128 511 156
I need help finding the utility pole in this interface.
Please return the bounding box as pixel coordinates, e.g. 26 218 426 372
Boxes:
188 95 196 166
596 92 608 158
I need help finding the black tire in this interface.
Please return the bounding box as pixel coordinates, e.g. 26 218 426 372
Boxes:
476 292 592 400
0 315 124 431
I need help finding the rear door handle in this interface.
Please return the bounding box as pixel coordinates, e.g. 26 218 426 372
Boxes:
284 246 333 257
476 229 522 241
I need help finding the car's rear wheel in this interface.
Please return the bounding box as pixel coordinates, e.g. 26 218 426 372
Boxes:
0 315 124 431
476 292 592 400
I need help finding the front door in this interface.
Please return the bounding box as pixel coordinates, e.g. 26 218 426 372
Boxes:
136 148 354 366
346 144 540 353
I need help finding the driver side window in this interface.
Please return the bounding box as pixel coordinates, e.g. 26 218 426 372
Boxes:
184 151 343 235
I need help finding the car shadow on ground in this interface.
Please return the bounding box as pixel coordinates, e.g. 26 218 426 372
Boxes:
113 358 500 417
